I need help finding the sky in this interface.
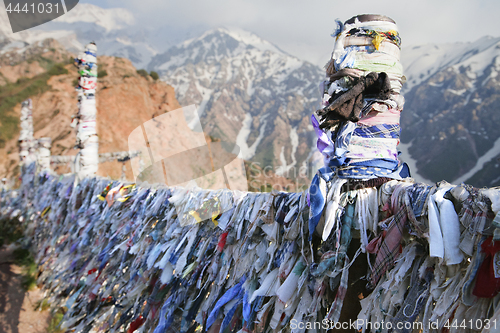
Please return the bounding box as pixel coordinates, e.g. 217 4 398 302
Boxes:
78 0 500 66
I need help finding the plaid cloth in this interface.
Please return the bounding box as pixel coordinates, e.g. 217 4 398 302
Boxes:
353 124 401 139
367 205 408 287
406 183 433 218
326 255 350 322
459 190 495 255
458 185 492 233
460 197 475 228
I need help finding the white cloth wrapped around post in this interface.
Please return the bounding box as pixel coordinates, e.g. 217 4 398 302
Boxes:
37 137 52 172
77 120 97 143
80 136 99 167
427 186 464 265
79 95 96 121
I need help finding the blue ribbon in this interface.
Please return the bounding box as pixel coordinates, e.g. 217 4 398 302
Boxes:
206 276 246 328
308 167 336 240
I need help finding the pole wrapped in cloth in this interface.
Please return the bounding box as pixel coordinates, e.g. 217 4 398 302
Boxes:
312 14 409 182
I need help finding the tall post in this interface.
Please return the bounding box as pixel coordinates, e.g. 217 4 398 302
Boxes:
75 42 99 178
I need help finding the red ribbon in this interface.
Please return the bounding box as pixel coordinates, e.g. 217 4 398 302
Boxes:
127 316 144 333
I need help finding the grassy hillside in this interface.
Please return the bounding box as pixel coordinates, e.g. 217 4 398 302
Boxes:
0 61 68 147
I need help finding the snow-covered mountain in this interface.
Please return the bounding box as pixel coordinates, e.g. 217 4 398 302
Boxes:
148 27 323 179
2 0 499 187
400 36 500 187
149 29 500 186
401 36 500 93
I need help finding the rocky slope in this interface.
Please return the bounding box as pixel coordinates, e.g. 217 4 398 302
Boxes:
0 38 181 181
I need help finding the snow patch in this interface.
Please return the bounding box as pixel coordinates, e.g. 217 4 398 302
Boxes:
217 27 285 55
194 82 213 119
276 127 299 176
158 55 191 71
453 136 500 184
247 78 254 96
236 113 268 160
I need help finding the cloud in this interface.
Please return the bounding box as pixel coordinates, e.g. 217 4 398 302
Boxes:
80 0 500 65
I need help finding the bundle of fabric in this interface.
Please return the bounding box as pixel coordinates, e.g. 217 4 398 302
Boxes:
78 135 99 176
74 42 99 177
75 42 98 86
312 14 407 181
357 183 500 333
18 141 30 162
2 168 500 332
78 61 98 78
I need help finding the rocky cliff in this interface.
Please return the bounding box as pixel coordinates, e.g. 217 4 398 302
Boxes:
0 38 181 181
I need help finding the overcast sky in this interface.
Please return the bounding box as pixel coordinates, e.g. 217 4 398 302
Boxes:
82 0 498 65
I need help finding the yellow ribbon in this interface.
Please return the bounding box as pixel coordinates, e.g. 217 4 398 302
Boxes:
41 206 51 217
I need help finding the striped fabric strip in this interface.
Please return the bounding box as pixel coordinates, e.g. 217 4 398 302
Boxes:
353 124 400 139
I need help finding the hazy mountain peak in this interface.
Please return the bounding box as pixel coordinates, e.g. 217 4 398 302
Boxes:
53 3 135 32
216 27 286 54
402 36 500 92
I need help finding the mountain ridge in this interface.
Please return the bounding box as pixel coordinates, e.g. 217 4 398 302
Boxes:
401 36 500 186
401 36 500 93
1 4 499 187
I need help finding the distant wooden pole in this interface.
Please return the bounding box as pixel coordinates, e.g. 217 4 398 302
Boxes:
75 42 99 178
